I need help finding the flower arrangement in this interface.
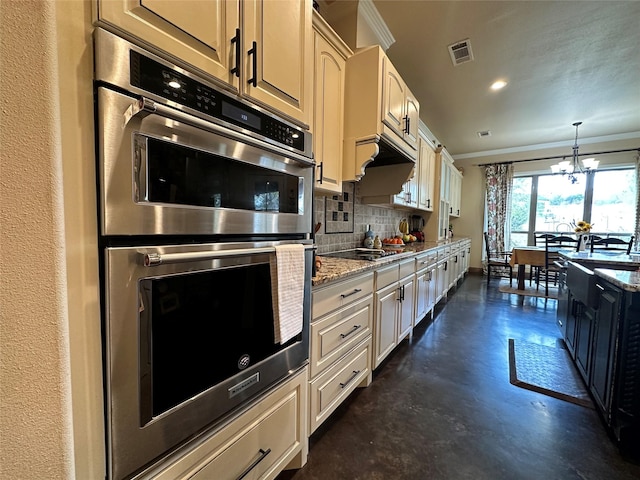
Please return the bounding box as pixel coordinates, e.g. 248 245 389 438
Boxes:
571 220 593 233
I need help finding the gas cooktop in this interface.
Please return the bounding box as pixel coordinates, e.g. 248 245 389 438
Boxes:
323 248 402 262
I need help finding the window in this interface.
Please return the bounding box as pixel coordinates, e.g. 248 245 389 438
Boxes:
508 168 636 249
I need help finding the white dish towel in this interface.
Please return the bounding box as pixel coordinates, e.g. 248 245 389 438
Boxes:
270 244 305 344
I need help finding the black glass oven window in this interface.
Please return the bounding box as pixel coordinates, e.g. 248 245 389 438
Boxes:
140 263 298 418
146 138 300 213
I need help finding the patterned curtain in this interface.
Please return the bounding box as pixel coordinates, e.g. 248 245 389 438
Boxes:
484 163 514 255
635 154 640 247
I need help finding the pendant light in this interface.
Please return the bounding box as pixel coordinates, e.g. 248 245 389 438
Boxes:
550 122 599 183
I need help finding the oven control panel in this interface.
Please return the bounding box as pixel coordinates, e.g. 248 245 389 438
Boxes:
129 51 306 153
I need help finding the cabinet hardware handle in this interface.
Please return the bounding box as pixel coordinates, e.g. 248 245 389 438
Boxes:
457 209 460 215
247 41 257 87
230 28 241 77
340 324 362 339
427 199 431 209
339 370 361 389
340 288 362 299
450 206 453 214
428 271 433 281
444 261 448 271
236 448 272 480
317 161 324 183
596 283 605 291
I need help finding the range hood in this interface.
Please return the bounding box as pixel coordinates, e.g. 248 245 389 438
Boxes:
344 134 415 196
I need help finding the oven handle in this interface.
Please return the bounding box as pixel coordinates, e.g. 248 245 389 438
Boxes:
124 96 315 166
142 245 316 266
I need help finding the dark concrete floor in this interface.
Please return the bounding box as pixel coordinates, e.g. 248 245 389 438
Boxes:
278 273 640 480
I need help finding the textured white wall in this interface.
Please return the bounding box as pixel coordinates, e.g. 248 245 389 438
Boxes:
0 1 75 478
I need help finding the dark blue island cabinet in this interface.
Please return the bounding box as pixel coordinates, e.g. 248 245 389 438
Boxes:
564 266 640 461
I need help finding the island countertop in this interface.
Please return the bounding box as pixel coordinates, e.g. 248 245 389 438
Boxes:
594 268 640 292
560 251 640 270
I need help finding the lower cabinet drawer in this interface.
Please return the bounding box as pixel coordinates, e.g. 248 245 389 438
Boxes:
310 295 372 378
309 337 371 434
145 367 308 480
189 395 298 480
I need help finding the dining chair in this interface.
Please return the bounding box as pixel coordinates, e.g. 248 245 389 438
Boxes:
590 235 634 255
530 233 556 285
537 235 579 296
483 232 513 286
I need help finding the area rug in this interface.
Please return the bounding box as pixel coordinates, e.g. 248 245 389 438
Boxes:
498 280 558 299
508 338 593 408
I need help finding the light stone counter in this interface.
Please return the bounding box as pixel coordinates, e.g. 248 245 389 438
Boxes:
594 268 640 293
313 239 468 287
560 251 640 270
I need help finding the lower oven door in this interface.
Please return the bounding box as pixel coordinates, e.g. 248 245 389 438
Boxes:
104 241 312 480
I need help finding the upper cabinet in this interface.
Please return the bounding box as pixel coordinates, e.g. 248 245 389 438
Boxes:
94 0 313 128
417 136 436 212
241 0 313 127
342 45 419 185
381 59 420 151
440 152 462 217
312 12 352 195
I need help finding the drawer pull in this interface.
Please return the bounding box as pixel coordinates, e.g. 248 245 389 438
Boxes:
340 288 362 299
339 370 361 389
236 448 272 480
340 324 362 339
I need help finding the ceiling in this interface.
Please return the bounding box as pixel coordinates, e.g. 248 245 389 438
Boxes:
369 0 640 159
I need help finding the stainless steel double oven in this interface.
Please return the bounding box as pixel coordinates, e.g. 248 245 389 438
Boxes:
94 29 314 480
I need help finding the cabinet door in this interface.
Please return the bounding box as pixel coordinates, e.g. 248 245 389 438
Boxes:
381 57 406 138
242 0 313 127
374 283 398 368
426 265 437 312
565 295 577 358
575 304 595 382
417 140 436 211
313 30 346 194
415 270 429 325
96 0 240 89
590 284 621 415
404 91 420 150
398 277 414 341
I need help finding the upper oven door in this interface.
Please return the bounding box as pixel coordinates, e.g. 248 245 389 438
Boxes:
97 87 313 237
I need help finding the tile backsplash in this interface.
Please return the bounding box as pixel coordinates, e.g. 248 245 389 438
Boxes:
314 182 423 254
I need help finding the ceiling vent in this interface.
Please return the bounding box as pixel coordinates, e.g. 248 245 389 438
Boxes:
448 39 474 66
477 130 491 138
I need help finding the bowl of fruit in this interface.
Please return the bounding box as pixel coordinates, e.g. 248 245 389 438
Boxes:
382 236 406 249
398 219 417 243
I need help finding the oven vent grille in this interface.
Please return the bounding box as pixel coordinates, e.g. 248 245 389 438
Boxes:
448 39 474 66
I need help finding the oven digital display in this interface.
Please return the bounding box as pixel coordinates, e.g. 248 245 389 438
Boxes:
222 101 261 130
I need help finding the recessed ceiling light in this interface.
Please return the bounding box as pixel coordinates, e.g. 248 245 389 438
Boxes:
490 80 508 91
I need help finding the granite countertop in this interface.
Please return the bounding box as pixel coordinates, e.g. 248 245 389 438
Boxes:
594 268 640 292
313 239 468 287
560 251 640 269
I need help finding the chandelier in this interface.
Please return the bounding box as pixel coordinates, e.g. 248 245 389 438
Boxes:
550 122 599 184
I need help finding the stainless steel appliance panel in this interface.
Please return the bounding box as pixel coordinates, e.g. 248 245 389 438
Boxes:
105 240 312 480
97 88 312 236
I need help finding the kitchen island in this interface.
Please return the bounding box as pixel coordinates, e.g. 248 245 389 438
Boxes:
562 259 640 461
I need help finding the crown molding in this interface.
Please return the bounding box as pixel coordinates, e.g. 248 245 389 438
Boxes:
452 131 640 160
358 0 395 51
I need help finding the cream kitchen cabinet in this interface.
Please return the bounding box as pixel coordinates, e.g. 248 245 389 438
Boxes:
381 57 420 151
373 259 415 368
310 272 373 433
146 366 308 480
414 249 439 326
417 136 437 212
312 12 352 195
94 0 313 127
342 45 419 185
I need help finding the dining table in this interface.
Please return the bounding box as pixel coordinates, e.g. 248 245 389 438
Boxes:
509 246 546 290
